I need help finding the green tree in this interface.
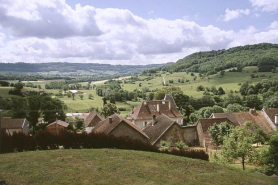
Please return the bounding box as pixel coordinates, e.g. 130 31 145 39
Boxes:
208 122 234 147
14 82 24 91
27 95 41 135
79 95 84 100
226 103 248 112
101 103 120 118
11 97 28 118
244 121 267 146
264 97 278 108
41 96 66 123
221 126 255 170
88 94 94 99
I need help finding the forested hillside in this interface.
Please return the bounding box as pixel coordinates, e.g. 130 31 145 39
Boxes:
149 43 278 75
0 62 169 75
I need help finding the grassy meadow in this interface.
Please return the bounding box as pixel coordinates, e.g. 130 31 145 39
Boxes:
0 149 277 185
1 66 277 115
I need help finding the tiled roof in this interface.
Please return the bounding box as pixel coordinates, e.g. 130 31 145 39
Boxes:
1 117 26 129
84 109 104 127
129 100 184 120
213 111 273 133
263 108 278 124
92 114 149 139
143 114 177 145
164 94 178 108
47 120 69 128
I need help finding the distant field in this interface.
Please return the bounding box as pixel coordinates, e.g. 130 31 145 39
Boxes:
121 66 278 98
1 67 277 115
0 149 277 185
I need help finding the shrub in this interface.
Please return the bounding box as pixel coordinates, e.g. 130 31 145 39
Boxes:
175 141 189 150
0 130 209 161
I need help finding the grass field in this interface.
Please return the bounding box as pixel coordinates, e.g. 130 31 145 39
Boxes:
0 149 277 185
1 67 277 115
121 67 278 98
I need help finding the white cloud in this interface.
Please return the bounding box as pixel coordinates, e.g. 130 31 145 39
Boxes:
250 0 278 12
148 10 154 15
270 21 278 29
222 9 250 22
0 0 277 65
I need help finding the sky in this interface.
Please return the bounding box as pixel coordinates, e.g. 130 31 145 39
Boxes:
0 0 277 65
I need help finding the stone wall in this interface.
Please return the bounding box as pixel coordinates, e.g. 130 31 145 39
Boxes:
154 124 199 147
110 122 149 143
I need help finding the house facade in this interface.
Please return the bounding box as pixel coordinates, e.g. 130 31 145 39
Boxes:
1 117 30 135
92 114 149 143
143 114 198 147
46 120 69 135
128 98 184 129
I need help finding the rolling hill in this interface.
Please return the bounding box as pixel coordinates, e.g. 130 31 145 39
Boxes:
0 149 277 185
150 43 278 75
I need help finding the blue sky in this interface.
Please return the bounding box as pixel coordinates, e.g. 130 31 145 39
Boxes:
67 0 276 31
0 0 277 64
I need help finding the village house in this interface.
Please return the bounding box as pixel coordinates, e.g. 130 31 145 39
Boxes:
1 117 30 135
196 118 236 148
46 120 69 135
210 108 275 133
84 109 104 133
128 96 184 129
143 114 198 146
92 114 149 143
261 108 278 131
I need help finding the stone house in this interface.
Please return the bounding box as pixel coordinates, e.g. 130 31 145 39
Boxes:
143 114 198 146
92 114 149 143
84 109 104 133
1 117 30 135
46 120 69 135
211 108 275 133
261 108 278 131
196 118 236 148
128 99 184 129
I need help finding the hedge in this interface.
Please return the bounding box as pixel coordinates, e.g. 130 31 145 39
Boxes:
0 129 209 161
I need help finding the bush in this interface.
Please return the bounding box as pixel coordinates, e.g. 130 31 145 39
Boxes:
175 141 189 150
0 130 209 161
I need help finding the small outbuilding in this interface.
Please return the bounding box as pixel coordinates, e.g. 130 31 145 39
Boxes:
46 120 69 135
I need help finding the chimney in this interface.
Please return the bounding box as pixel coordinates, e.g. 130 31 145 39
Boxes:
169 101 172 111
152 115 156 126
249 108 256 114
157 104 160 112
109 117 113 124
275 114 278 125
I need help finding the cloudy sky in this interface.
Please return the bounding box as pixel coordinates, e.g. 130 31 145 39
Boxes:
0 0 277 65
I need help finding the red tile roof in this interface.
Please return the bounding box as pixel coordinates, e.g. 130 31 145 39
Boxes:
213 111 274 133
129 100 183 120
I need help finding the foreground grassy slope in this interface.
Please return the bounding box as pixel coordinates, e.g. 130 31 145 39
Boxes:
0 149 277 185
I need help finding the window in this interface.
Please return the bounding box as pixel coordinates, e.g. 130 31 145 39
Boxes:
144 121 147 126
